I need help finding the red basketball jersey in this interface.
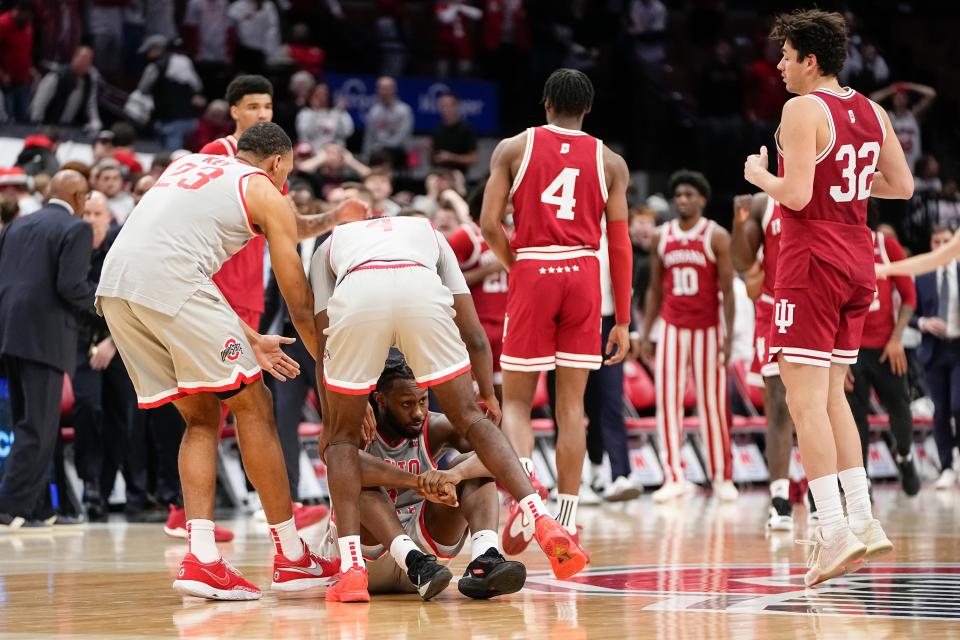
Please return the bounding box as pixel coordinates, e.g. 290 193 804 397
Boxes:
861 231 916 349
775 87 886 291
447 222 507 326
657 217 720 329
758 197 783 300
509 124 607 259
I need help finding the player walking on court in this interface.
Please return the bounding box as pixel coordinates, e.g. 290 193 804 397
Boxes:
731 192 796 530
640 171 738 503
480 69 633 555
97 122 366 600
744 10 913 586
311 215 588 602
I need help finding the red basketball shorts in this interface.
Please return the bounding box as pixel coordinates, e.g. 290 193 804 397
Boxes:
749 295 779 386
768 255 874 368
500 256 602 372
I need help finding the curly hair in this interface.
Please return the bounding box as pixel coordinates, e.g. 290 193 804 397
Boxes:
770 9 848 78
226 74 274 106
375 350 415 394
542 68 594 117
236 122 291 159
668 169 711 201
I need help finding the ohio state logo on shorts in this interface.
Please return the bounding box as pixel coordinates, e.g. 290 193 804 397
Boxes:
220 338 243 362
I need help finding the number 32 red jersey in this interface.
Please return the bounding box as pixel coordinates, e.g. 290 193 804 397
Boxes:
509 124 608 257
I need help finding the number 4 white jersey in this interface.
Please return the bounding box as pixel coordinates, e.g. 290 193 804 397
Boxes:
509 124 608 259
97 153 268 317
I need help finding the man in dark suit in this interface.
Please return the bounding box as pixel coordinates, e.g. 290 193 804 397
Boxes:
0 170 94 530
911 226 960 490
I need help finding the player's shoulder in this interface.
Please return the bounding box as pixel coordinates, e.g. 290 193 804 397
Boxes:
492 130 529 160
199 139 229 156
601 144 629 175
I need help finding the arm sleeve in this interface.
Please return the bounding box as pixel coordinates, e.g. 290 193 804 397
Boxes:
606 219 634 324
435 232 470 295
199 139 227 155
309 237 337 313
446 226 477 265
885 235 917 308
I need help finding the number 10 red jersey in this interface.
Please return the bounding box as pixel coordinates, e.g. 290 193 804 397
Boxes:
509 125 608 258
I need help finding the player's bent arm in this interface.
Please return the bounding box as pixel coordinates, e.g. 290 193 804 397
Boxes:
603 148 633 325
248 176 319 358
869 107 914 200
451 293 496 400
730 193 765 273
295 210 336 239
881 232 960 277
745 98 818 211
480 136 523 270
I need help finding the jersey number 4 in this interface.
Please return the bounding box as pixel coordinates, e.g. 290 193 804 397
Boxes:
829 142 880 203
541 168 580 220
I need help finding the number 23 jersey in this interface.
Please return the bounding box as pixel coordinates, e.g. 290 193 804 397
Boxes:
657 218 720 329
509 124 608 256
775 88 886 291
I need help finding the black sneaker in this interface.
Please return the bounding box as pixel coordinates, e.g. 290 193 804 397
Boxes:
457 548 527 600
805 487 818 526
896 453 921 497
765 497 794 531
405 550 453 601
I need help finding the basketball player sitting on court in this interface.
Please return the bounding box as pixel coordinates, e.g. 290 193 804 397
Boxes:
321 354 526 601
311 214 587 603
97 122 368 601
743 10 913 586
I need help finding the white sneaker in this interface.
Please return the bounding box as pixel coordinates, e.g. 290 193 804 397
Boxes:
589 464 607 495
935 468 957 490
713 480 739 502
602 475 642 502
253 508 267 522
849 519 893 562
578 483 603 506
799 525 867 587
652 480 696 503
766 497 794 532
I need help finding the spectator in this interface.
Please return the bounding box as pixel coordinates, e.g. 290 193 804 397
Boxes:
435 0 483 77
0 0 37 123
274 70 316 137
375 0 408 76
362 76 414 171
0 193 18 228
92 130 115 163
142 0 178 40
0 168 39 215
285 23 325 77
411 169 466 216
88 0 126 81
364 169 401 217
15 133 60 177
629 206 656 318
183 0 234 101
911 226 960 490
227 0 282 74
188 99 233 151
133 35 204 150
132 175 156 206
0 170 94 530
430 92 478 173
296 83 354 150
938 179 960 231
38 0 82 65
72 191 140 521
29 46 102 133
850 41 889 95
110 122 143 175
431 202 461 238
292 143 369 196
93 159 134 224
624 0 667 73
871 82 937 175
914 154 942 195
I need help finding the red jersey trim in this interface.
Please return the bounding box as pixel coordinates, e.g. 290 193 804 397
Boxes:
595 138 609 202
352 260 426 272
803 94 837 164
136 368 262 409
869 101 888 143
237 171 268 236
543 123 587 136
814 87 855 100
761 195 776 233
323 372 377 395
509 127 535 196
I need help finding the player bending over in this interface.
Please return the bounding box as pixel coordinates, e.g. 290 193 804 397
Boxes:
321 354 526 601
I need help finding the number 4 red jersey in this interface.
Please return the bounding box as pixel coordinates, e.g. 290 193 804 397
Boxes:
775 88 887 292
509 125 608 258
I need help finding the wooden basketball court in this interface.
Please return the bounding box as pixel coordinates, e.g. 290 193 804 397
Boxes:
2 485 959 639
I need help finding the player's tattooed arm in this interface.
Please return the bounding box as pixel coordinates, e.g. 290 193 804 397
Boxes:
639 229 663 362
730 193 765 273
480 134 524 270
293 197 369 240
713 227 736 366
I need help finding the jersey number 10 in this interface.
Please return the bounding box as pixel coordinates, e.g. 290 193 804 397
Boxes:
540 168 580 220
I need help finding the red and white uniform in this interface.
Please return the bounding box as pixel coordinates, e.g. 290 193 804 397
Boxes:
503 124 607 371
448 222 507 382
748 197 783 386
862 231 916 349
655 217 732 483
201 135 267 328
770 87 886 367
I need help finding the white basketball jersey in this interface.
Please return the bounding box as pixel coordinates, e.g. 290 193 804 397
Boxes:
97 153 267 316
327 216 443 283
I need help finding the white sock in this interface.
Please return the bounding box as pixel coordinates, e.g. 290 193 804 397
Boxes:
519 457 536 476
389 535 420 571
808 474 845 536
518 493 547 523
470 530 499 560
555 493 579 535
268 516 303 561
338 535 365 572
838 466 873 528
186 519 220 563
770 479 790 501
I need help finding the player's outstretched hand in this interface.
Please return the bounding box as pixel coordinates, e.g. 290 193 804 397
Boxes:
333 197 370 225
480 392 502 426
743 146 769 186
604 323 630 365
253 335 301 381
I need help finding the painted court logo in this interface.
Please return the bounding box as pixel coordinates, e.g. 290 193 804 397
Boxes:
220 338 243 363
774 299 795 334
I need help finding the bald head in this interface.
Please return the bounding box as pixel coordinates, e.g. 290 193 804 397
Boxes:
48 169 89 215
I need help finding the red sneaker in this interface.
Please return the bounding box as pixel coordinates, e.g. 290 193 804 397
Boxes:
571 527 591 564
164 505 235 542
530 474 549 501
325 566 370 603
534 516 588 580
272 539 339 592
501 500 535 556
173 553 261 600
292 502 329 530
